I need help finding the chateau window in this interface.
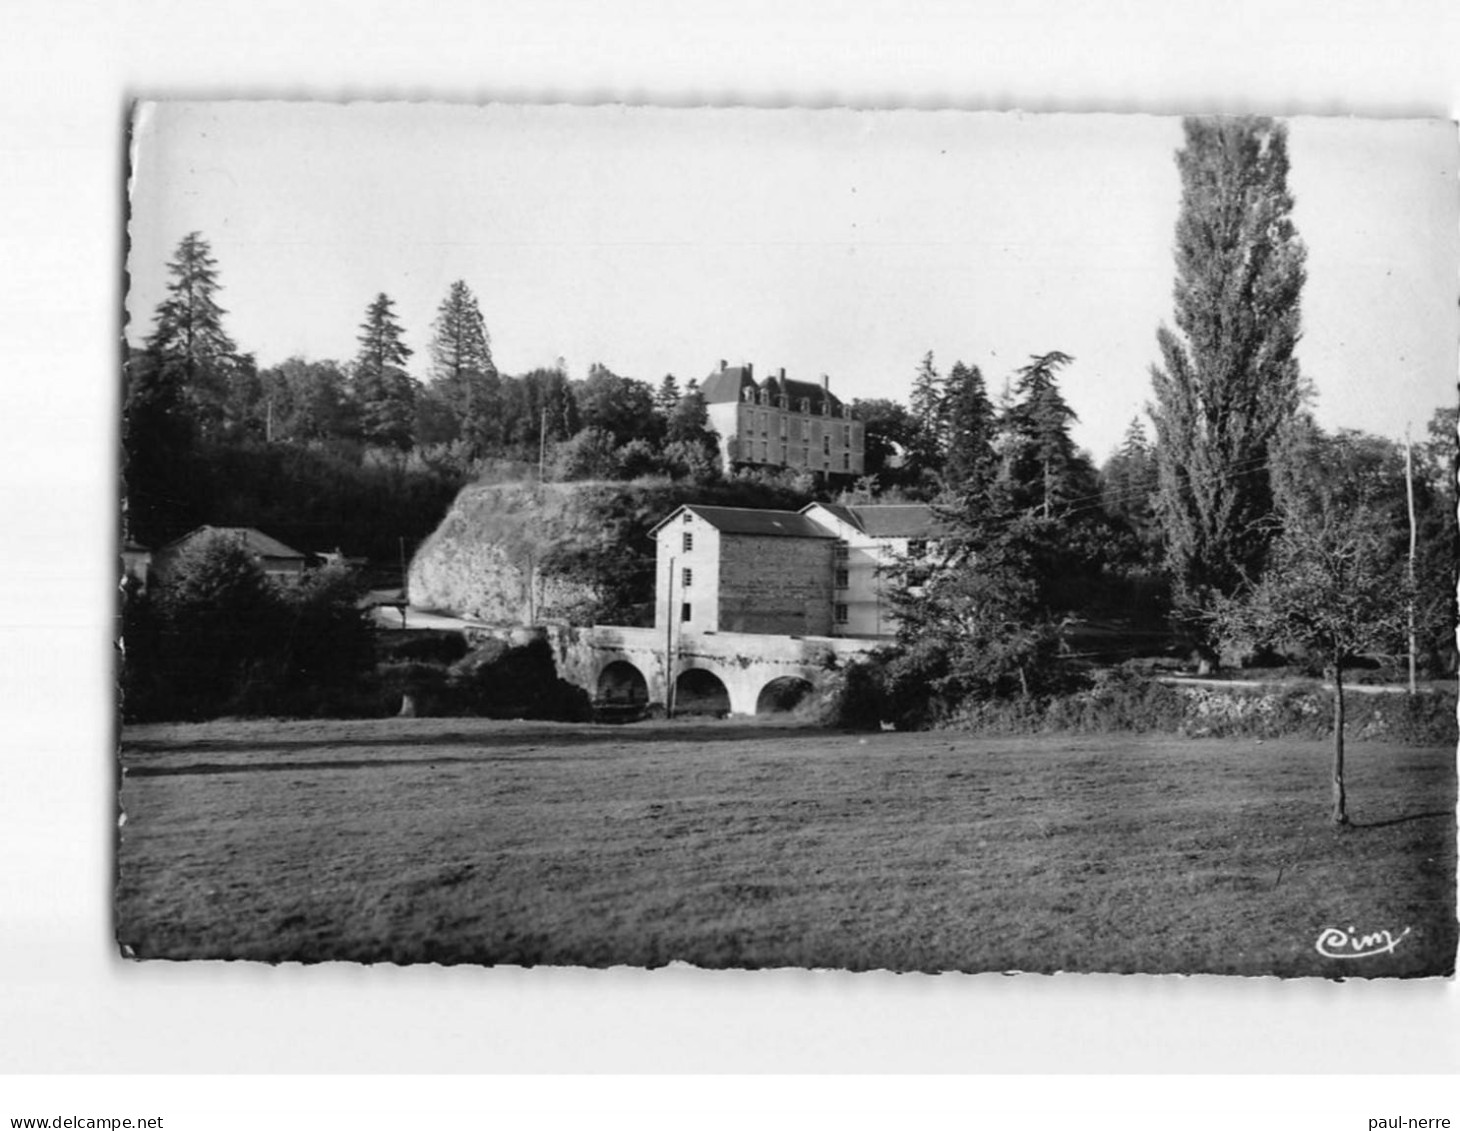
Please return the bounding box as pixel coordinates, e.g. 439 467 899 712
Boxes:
682 567 693 588
835 568 849 589
759 389 770 405
681 602 692 623
834 541 848 560
682 532 693 553
834 603 849 624
823 435 831 455
842 405 853 419
843 452 851 471
778 395 789 409
843 424 851 445
760 441 768 462
758 411 767 433
802 447 810 464
822 401 831 416
780 417 788 438
742 387 755 403
800 398 810 414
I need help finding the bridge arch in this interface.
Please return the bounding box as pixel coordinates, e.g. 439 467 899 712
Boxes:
596 659 649 707
673 668 732 717
755 675 815 715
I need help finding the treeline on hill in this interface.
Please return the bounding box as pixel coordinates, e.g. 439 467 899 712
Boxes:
123 238 740 564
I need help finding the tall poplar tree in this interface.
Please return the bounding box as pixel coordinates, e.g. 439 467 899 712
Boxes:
1149 117 1308 636
354 293 416 450
145 231 240 436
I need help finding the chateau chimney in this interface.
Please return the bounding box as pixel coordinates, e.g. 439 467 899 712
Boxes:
820 373 830 391
719 359 727 371
746 362 753 379
778 367 786 381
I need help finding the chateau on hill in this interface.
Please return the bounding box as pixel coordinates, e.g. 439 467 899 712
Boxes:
700 360 865 478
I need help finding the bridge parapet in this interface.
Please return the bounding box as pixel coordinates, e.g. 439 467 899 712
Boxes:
460 622 883 716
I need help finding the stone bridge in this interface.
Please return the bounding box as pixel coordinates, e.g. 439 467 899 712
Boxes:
471 623 883 717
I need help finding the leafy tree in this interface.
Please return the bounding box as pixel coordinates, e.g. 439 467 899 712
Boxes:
258 357 360 444
1213 499 1407 825
574 364 662 446
851 397 918 488
663 378 721 479
122 347 197 546
883 512 1068 722
145 232 241 436
1150 117 1308 641
427 280 500 454
1001 351 1089 517
549 426 622 481
157 531 283 714
277 564 375 699
354 293 417 450
941 360 997 502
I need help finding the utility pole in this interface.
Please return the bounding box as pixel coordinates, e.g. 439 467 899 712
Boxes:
1405 425 1418 695
664 555 676 718
398 536 409 629
538 405 548 481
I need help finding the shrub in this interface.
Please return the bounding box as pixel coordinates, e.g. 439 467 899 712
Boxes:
446 637 592 721
812 661 886 730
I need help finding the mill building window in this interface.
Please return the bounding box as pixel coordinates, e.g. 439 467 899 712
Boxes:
682 532 693 552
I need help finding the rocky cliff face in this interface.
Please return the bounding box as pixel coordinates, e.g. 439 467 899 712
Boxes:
408 482 609 624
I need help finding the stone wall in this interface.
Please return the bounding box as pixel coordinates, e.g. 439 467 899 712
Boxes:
718 534 836 636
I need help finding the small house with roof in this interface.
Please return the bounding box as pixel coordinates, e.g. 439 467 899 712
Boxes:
700 360 865 478
799 502 951 637
649 504 838 636
153 526 309 586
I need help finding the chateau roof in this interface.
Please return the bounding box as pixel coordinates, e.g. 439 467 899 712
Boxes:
700 362 847 415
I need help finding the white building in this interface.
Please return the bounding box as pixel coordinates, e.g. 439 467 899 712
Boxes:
799 503 950 638
646 500 950 642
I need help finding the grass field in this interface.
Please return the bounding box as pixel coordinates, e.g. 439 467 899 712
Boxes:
116 717 1456 976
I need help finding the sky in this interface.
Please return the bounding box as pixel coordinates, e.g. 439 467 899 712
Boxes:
126 102 1458 461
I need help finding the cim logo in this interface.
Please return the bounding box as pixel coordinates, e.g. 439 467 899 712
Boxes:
1315 925 1412 959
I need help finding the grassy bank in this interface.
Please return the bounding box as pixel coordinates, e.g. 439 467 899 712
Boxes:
117 718 1455 975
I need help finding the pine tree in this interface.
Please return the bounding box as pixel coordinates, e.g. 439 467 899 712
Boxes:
1150 116 1308 632
941 360 997 503
427 280 499 453
1100 417 1160 553
145 232 240 436
1002 351 1082 517
908 351 945 474
654 373 682 417
354 293 416 450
